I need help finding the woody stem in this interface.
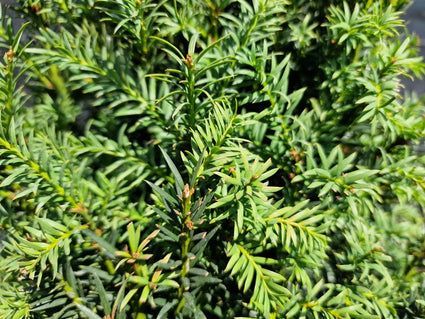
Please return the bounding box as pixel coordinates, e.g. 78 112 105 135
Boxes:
176 184 194 313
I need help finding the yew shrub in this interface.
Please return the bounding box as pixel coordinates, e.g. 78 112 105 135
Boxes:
1 0 425 318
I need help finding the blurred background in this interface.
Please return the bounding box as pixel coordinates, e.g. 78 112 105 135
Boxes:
403 0 425 96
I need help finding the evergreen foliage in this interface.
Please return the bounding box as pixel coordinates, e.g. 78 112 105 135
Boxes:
1 0 425 318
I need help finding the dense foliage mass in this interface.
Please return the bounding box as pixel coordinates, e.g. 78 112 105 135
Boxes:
1 0 425 318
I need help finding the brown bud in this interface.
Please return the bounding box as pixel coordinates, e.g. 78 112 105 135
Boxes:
183 184 191 199
185 220 194 230
31 4 40 14
290 149 300 162
4 47 14 63
70 202 87 213
182 54 194 68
